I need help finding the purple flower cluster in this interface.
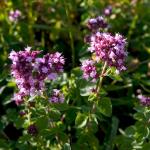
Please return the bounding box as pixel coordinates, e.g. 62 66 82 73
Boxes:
87 32 127 73
81 59 98 81
34 52 65 81
137 94 150 106
49 89 64 103
87 16 107 31
9 10 21 22
81 16 127 81
9 47 65 105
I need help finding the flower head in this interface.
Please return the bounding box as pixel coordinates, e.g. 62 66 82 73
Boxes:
49 89 64 103
9 47 65 100
9 10 21 22
87 32 127 73
137 94 150 106
81 59 98 81
9 47 41 96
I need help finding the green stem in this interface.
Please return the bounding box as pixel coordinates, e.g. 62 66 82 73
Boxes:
25 98 31 124
96 61 107 96
64 2 75 67
88 62 107 123
48 108 62 149
69 31 75 67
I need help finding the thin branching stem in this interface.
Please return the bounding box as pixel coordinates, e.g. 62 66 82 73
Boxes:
96 61 107 96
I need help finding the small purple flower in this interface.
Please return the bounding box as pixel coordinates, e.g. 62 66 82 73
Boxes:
49 89 64 103
48 52 65 72
103 6 112 16
137 94 150 106
9 10 21 22
87 16 107 31
27 124 38 136
81 59 98 81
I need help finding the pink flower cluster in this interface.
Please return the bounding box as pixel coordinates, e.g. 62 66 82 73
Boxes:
87 32 127 73
9 10 21 22
81 59 98 81
81 16 127 81
137 94 150 106
9 47 65 105
49 89 64 103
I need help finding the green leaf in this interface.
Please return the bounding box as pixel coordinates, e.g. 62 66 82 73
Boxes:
108 67 123 81
143 143 150 150
71 67 82 77
125 126 135 138
98 97 112 117
63 143 71 150
75 113 88 128
88 93 97 102
0 86 6 95
76 133 100 150
79 80 95 96
0 139 10 149
7 81 16 87
36 116 48 131
6 109 18 122
52 103 69 111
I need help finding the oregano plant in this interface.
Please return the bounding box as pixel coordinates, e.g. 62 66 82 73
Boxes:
9 16 127 150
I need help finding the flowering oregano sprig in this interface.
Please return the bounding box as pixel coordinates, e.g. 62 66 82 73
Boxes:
81 16 127 97
9 47 65 105
82 16 127 83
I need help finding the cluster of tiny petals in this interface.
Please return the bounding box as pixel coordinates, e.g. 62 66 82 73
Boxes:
9 10 21 22
9 47 65 105
49 89 64 103
34 52 65 81
87 32 127 73
81 59 98 82
87 16 107 31
137 94 150 106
